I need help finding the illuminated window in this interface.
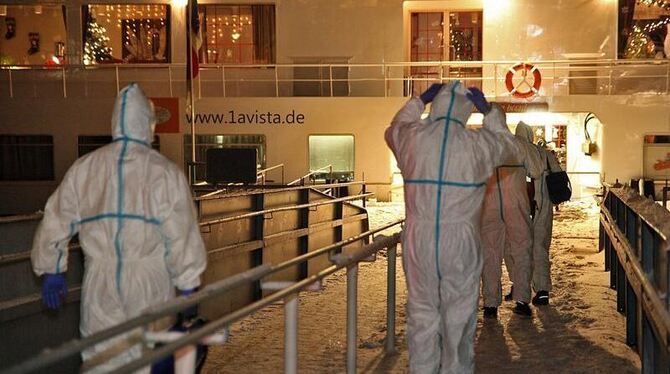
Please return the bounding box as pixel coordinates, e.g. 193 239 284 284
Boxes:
309 135 355 182
0 5 67 66
198 4 275 64
82 4 171 64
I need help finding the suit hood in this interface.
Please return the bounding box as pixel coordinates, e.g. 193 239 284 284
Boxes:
111 83 156 144
515 121 534 144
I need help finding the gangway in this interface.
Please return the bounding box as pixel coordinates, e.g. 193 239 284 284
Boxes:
0 181 371 371
2 221 402 374
600 185 670 372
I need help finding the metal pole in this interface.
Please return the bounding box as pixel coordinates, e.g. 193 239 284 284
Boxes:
346 264 358 374
329 64 334 97
221 66 226 97
8 69 13 99
275 65 279 97
385 244 396 354
284 294 298 374
187 0 197 183
62 67 67 98
115 65 120 93
169 66 173 97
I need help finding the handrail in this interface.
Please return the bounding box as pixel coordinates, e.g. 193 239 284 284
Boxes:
256 163 285 185
3 220 404 374
195 181 366 201
287 165 333 186
600 185 670 371
6 59 670 99
199 192 372 227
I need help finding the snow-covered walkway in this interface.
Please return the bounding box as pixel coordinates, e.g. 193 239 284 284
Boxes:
202 200 640 373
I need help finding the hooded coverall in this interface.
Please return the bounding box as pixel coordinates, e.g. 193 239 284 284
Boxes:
385 81 516 373
31 83 207 371
531 147 562 293
481 121 543 306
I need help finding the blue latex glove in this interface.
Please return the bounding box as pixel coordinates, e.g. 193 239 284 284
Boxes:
178 288 198 322
466 87 490 114
42 273 67 310
419 83 444 104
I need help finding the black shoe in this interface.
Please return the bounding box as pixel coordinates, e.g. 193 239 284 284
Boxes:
513 301 532 317
483 307 498 319
504 286 514 301
532 291 549 306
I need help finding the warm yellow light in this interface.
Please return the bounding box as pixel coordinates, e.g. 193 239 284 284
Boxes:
172 0 188 8
483 0 510 19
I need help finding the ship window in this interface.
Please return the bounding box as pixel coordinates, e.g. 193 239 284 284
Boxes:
308 135 355 182
82 4 171 65
0 135 54 181
198 4 275 64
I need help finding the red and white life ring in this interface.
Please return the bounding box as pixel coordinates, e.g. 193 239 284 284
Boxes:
505 63 542 99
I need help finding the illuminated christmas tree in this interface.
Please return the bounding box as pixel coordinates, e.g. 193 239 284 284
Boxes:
84 13 113 65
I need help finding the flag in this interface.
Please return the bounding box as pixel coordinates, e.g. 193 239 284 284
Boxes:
187 0 202 79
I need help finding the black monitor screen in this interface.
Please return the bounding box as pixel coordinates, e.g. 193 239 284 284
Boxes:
206 148 257 184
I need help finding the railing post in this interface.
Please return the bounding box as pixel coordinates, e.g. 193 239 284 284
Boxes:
284 293 298 374
386 244 397 354
8 69 13 99
493 64 498 97
346 263 358 374
221 66 226 97
169 66 173 97
115 65 120 93
198 71 202 99
275 65 279 97
329 64 334 97
62 67 67 98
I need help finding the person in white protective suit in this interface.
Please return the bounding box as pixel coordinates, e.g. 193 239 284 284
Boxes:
385 81 518 373
530 144 563 305
481 121 544 318
31 83 207 372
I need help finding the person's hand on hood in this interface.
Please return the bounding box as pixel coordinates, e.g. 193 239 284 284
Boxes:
420 83 444 104
466 87 490 115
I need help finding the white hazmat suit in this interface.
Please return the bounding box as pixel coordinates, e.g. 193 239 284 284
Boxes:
31 83 207 370
481 121 543 306
532 147 562 293
385 81 516 373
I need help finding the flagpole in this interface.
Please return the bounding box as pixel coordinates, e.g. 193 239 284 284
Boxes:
187 0 197 184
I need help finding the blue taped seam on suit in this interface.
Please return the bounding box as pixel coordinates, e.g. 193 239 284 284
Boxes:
55 221 77 273
114 88 130 294
434 82 459 280
405 179 486 188
113 136 151 147
79 213 161 226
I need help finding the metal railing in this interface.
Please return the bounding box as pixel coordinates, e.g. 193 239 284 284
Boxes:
600 185 670 373
3 220 403 374
256 163 285 185
3 59 670 99
287 165 333 186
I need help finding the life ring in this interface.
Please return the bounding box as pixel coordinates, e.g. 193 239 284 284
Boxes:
505 63 542 99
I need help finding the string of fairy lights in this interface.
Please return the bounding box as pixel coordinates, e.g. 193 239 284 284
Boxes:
637 0 670 33
84 5 168 65
205 7 253 63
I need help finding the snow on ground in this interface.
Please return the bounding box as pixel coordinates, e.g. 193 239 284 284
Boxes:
202 200 640 373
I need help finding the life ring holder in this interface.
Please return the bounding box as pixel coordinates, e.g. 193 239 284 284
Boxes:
505 63 542 99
